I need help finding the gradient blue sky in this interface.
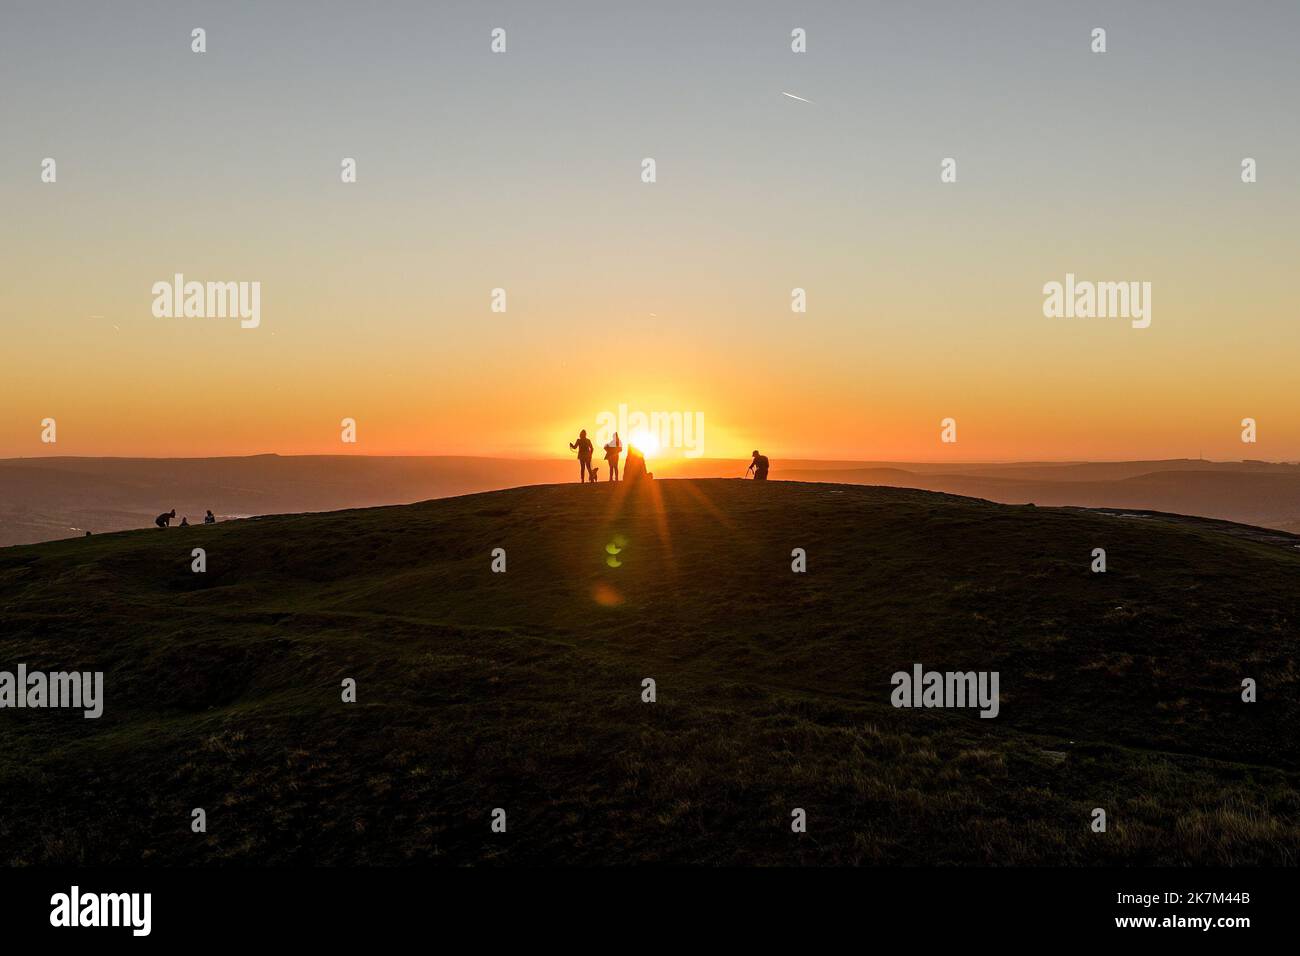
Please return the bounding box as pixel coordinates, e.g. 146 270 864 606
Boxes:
2 0 1298 459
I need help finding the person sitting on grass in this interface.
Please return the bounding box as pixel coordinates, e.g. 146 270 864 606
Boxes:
155 509 176 528
623 444 649 482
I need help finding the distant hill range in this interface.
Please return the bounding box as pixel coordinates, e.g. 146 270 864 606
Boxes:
2 454 1299 547
776 459 1300 536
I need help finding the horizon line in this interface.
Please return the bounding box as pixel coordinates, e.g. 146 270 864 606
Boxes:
3 454 1297 466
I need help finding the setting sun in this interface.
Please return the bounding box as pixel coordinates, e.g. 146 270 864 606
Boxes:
628 430 660 456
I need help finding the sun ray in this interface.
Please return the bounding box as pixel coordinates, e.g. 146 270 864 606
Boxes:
674 479 739 531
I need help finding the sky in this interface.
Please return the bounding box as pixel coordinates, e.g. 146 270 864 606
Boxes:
2 0 1298 461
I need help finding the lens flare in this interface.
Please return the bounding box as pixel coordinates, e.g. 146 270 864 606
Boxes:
592 582 623 606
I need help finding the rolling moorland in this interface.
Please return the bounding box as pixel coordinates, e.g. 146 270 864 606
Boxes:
1 479 1299 865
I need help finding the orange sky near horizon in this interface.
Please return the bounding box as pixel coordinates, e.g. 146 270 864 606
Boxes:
3 188 1297 462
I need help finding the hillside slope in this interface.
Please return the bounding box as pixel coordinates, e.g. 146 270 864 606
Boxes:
1 479 1298 865
0 455 577 546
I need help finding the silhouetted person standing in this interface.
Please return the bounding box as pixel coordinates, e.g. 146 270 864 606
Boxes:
747 450 770 480
155 509 176 528
604 432 622 481
569 429 595 483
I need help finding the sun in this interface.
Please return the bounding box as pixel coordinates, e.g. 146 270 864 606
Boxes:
629 430 660 455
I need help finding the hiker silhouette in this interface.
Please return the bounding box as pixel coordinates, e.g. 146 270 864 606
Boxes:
155 509 176 528
747 450 770 480
603 432 622 481
569 429 595 483
204 510 215 525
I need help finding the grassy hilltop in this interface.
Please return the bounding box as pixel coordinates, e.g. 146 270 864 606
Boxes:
1 479 1299 865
